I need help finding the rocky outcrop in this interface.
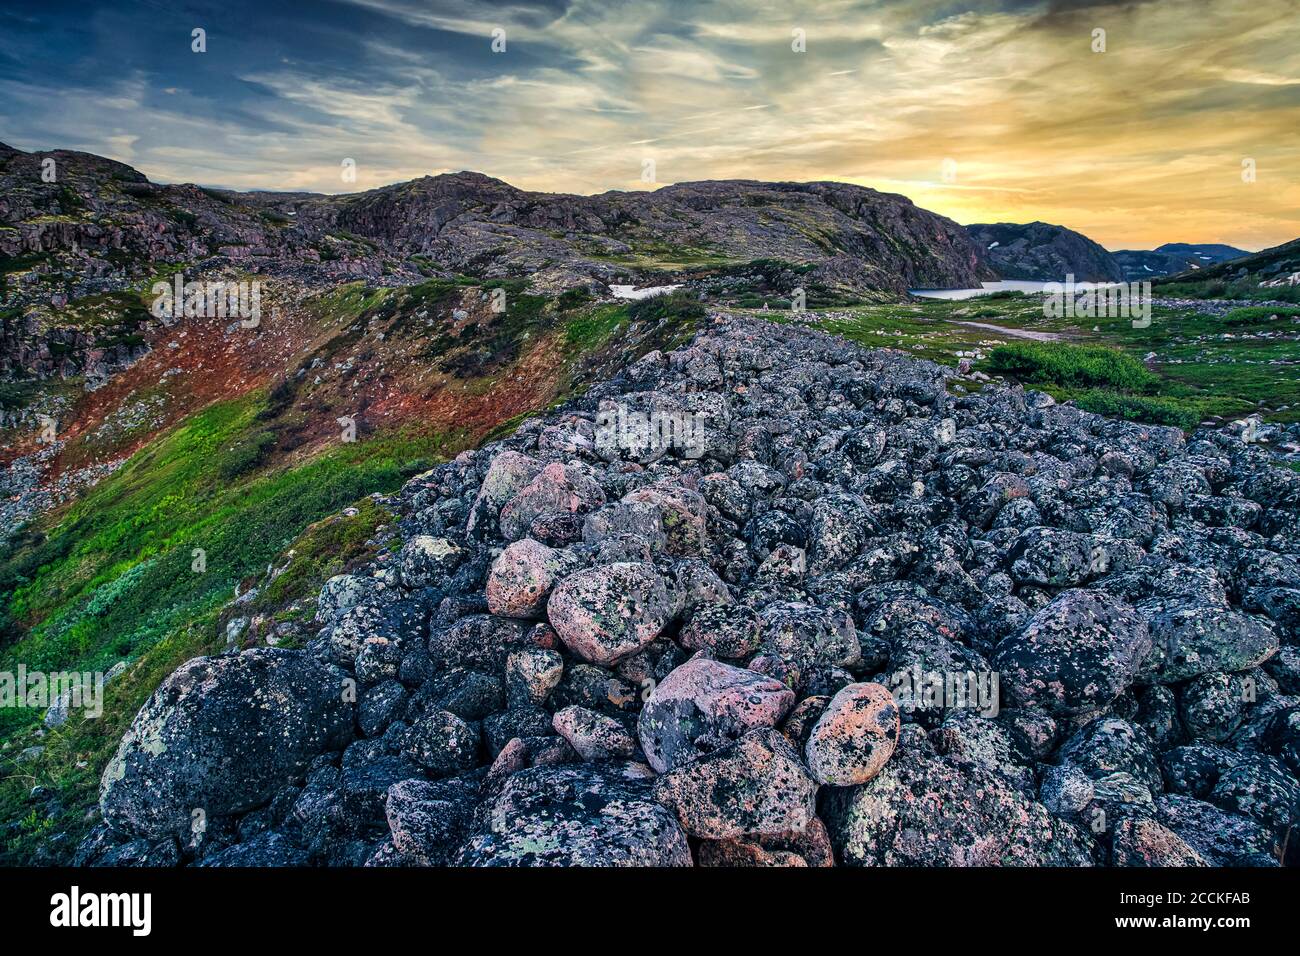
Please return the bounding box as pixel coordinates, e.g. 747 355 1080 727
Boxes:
1154 237 1300 296
81 316 1300 867
967 221 1123 282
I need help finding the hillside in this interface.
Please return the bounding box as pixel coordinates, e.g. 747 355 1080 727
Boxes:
966 221 1123 282
1154 238 1300 302
1113 243 1250 282
74 316 1300 868
1 143 991 312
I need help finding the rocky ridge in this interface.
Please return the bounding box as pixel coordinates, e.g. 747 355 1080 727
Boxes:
79 316 1300 867
1 143 991 316
967 221 1124 283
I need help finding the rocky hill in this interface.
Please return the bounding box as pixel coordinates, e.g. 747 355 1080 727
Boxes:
78 315 1300 867
1 143 991 316
1155 238 1300 302
967 221 1123 282
1113 243 1250 282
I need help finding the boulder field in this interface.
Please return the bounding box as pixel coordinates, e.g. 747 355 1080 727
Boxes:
82 317 1300 867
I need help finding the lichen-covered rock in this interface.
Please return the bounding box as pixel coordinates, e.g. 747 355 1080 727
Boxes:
316 573 382 624
752 601 860 692
823 726 1095 866
804 682 899 786
652 728 818 839
101 315 1300 867
467 451 542 537
504 647 564 705
1156 794 1279 865
486 538 574 618
499 462 606 541
428 614 526 672
1110 817 1206 867
456 763 691 866
637 657 795 773
553 705 637 761
400 709 479 776
196 832 310 867
100 649 354 840
622 482 709 556
546 562 673 665
677 602 762 658
1142 600 1278 683
384 777 478 865
1208 752 1300 834
1007 526 1138 587
993 589 1152 716
397 535 466 589
1178 672 1250 743
697 817 835 867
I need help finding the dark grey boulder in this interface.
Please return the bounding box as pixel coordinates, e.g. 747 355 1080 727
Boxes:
1141 600 1277 683
993 589 1152 716
456 763 691 866
823 726 1094 866
100 649 354 840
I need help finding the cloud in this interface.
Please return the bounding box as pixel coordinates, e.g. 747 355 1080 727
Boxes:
0 0 1295 248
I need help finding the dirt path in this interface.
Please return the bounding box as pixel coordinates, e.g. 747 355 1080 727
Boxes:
953 320 1062 341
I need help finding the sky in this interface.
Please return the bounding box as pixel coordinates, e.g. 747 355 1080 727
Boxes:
1 0 1297 251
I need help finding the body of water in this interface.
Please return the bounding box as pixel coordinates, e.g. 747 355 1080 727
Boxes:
910 279 1131 300
908 280 1053 300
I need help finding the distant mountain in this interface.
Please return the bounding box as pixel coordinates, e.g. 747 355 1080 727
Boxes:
1153 237 1300 300
0 143 992 309
965 221 1123 282
1112 243 1249 281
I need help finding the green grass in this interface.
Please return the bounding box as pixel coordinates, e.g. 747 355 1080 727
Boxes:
0 396 449 862
627 290 706 324
1071 390 1201 430
0 393 450 684
1156 277 1300 304
0 608 226 864
0 279 704 862
770 294 1299 426
1221 305 1300 326
983 341 1158 392
241 497 394 623
564 303 630 349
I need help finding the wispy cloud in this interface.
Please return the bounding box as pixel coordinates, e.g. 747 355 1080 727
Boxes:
0 0 1295 248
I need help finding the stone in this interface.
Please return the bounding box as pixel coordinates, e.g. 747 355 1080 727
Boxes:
804 682 899 786
637 657 795 773
546 562 673 665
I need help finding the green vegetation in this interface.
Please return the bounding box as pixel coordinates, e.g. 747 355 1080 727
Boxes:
0 390 448 860
765 291 1299 427
984 342 1158 392
0 393 450 692
1221 305 1300 326
1158 279 1300 304
1 610 225 864
557 286 595 311
979 342 1210 429
0 278 704 862
1072 390 1201 430
627 289 706 323
565 303 629 349
234 497 395 637
1154 245 1300 304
